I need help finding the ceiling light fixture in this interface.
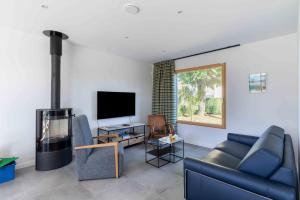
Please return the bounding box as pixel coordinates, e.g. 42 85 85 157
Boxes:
41 4 48 9
124 4 140 14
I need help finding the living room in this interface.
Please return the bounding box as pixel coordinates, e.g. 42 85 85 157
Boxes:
0 0 299 200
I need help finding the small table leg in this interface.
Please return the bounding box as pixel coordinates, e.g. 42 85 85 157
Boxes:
144 125 146 144
97 128 100 144
183 140 185 158
157 144 160 168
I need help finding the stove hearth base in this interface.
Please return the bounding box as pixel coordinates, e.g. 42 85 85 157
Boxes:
36 147 72 171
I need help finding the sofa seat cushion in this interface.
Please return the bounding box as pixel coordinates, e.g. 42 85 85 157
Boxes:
238 125 284 178
201 150 241 169
215 140 251 159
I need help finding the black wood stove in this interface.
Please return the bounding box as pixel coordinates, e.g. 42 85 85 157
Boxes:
36 30 72 171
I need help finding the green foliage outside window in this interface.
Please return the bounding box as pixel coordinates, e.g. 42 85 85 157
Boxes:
177 66 223 125
205 98 222 115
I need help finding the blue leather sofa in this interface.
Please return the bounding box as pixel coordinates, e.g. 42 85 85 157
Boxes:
184 126 298 200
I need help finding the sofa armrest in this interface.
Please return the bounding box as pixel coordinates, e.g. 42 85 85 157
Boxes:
184 158 296 200
228 133 259 146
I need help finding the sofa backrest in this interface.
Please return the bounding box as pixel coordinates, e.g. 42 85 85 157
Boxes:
270 134 297 187
238 126 284 178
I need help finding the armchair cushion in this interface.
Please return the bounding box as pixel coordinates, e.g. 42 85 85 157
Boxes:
215 140 251 159
77 144 124 180
74 115 94 155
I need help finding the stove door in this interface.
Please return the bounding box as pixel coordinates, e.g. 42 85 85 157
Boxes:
36 109 72 152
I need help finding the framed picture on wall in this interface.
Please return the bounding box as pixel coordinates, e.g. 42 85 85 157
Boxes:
249 73 267 93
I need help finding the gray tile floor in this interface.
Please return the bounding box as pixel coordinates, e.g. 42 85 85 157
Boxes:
0 144 210 200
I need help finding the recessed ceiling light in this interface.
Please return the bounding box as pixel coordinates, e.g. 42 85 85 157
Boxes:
41 4 48 9
124 4 140 14
177 10 183 14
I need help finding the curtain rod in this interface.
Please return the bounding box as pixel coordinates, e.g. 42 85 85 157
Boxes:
173 44 240 61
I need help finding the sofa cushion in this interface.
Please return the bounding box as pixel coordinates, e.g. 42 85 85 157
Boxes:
264 125 284 139
215 140 251 159
201 150 241 169
238 126 284 178
270 134 297 187
227 133 258 146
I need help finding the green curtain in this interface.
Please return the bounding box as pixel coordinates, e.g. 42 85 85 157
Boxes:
152 60 177 130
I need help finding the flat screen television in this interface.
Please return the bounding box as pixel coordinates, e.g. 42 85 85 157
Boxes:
97 91 135 119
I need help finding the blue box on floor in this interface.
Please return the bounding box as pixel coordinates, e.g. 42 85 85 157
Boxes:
0 161 16 184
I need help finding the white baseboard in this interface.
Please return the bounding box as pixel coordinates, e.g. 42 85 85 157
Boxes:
16 159 35 169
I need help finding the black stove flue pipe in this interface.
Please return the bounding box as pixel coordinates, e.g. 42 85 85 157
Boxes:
43 30 68 109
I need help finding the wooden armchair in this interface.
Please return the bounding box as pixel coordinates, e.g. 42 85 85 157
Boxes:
73 115 124 180
147 114 174 139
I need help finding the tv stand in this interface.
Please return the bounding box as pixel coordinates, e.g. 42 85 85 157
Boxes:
97 123 146 148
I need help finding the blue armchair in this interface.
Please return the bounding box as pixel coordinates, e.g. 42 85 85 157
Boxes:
73 115 124 180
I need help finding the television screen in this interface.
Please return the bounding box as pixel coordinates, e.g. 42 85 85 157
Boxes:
97 91 135 119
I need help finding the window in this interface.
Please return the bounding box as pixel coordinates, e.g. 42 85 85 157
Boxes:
176 63 226 128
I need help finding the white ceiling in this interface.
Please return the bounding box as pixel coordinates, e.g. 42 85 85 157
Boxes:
0 0 298 62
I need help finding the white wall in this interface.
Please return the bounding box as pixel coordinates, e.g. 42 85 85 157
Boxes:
0 27 73 168
0 26 296 168
176 34 298 159
0 27 152 169
298 1 300 172
70 45 152 135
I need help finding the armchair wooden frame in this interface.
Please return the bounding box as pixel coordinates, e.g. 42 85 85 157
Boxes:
74 133 120 178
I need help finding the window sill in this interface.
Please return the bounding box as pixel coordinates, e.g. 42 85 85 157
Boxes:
177 120 226 129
